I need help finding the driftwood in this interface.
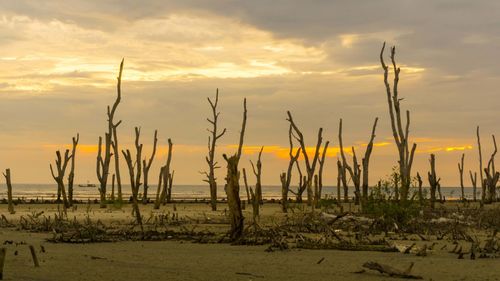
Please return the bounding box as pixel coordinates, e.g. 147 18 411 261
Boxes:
361 261 422 279
380 43 417 202
204 89 226 211
3 169 14 214
97 59 123 208
67 133 79 206
142 130 158 204
223 98 247 241
29 245 40 267
287 111 323 206
242 168 251 204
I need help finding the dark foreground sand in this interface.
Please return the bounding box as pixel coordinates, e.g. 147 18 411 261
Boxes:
1 203 499 281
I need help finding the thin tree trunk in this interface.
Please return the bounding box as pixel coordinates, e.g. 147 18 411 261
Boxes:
3 169 15 214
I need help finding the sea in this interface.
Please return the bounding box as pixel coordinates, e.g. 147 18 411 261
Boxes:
0 183 477 202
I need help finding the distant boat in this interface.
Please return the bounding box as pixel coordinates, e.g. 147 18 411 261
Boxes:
78 181 96 188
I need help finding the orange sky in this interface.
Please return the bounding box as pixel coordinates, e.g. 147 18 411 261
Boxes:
0 1 499 186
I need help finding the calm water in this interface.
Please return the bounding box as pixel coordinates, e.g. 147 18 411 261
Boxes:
0 183 476 201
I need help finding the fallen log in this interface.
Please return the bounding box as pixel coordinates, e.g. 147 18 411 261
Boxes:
362 261 422 279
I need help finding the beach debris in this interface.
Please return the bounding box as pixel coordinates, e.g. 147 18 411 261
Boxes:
28 245 40 267
0 248 6 280
361 261 422 279
316 257 325 264
235 272 264 279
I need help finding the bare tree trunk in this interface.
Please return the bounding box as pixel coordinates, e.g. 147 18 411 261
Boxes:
50 150 72 215
469 171 477 202
428 154 440 209
316 141 329 208
416 172 423 205
336 160 342 202
380 43 417 203
484 135 499 203
3 169 15 214
155 139 173 209
111 174 115 201
250 146 264 205
242 168 251 204
476 126 485 203
142 130 158 204
280 126 300 213
97 59 123 209
112 125 122 203
67 134 79 206
458 153 465 201
339 119 358 204
286 111 323 206
204 89 226 211
166 171 174 203
294 162 306 203
362 118 378 200
122 127 144 233
223 98 247 241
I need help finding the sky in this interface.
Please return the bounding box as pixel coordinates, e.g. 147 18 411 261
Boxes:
0 0 499 187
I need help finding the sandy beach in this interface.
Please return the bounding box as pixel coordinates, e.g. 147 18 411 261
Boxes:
1 202 499 281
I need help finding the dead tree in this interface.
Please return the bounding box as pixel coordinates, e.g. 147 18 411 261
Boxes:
428 154 440 209
67 133 79 206
111 174 115 200
280 125 301 212
339 118 378 205
362 118 379 200
416 172 423 205
338 119 361 204
50 150 72 213
286 111 323 206
315 141 329 208
142 130 158 204
242 168 251 203
458 153 465 201
112 124 122 202
203 89 226 211
122 127 144 232
155 139 173 209
484 135 499 203
380 43 417 203
336 159 343 202
469 170 477 202
476 126 485 202
3 169 14 214
97 59 123 208
250 146 264 205
223 98 247 241
291 162 307 203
